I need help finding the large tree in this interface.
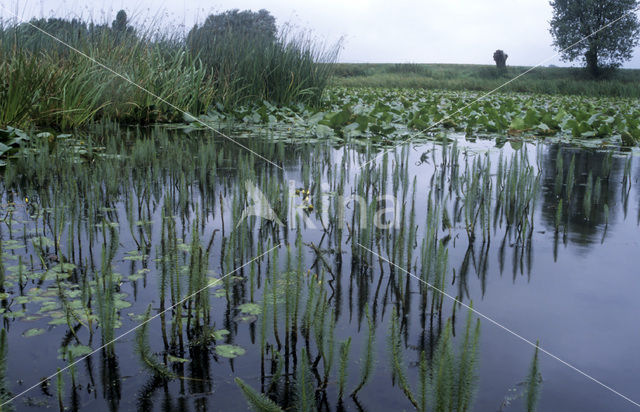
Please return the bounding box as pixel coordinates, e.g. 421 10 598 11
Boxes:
187 9 277 67
549 0 640 76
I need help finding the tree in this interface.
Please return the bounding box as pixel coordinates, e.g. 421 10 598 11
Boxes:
112 10 128 32
549 0 640 77
187 9 277 60
493 49 508 70
186 9 278 72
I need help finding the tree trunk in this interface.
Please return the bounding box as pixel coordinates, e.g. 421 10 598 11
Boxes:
585 48 599 77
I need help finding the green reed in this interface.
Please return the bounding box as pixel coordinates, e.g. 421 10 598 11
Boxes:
0 12 338 129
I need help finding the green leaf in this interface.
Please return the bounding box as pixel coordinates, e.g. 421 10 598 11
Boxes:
168 354 190 363
211 329 230 340
215 344 246 358
23 328 46 337
237 303 261 315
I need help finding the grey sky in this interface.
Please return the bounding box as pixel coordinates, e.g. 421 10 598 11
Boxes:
3 0 640 68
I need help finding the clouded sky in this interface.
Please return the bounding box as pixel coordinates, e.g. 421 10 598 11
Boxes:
3 0 640 68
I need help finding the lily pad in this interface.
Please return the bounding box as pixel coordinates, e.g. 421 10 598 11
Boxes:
60 345 92 360
233 314 258 323
211 329 230 340
168 354 190 363
215 344 246 358
237 303 261 315
23 328 45 337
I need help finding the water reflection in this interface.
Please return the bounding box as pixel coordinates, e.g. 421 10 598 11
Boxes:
540 144 628 249
0 128 637 411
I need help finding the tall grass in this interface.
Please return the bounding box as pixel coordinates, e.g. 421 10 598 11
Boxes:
0 12 339 129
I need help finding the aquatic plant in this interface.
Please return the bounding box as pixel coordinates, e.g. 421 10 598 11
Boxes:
235 377 284 412
135 305 174 380
337 337 351 399
525 342 542 412
0 329 10 406
95 242 118 355
388 307 418 408
296 347 316 411
351 305 375 397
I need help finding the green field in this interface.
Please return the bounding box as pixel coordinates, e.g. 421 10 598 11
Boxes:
331 63 640 98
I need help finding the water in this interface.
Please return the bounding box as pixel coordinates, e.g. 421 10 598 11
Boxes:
0 125 638 411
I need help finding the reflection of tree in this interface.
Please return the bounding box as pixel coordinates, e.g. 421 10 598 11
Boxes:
540 144 624 249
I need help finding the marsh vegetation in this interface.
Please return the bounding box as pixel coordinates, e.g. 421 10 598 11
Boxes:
0 6 639 412
0 122 637 410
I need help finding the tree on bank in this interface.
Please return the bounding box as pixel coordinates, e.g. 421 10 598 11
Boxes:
549 0 640 77
493 49 508 71
186 9 277 68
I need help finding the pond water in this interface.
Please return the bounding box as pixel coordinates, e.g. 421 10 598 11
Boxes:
0 125 638 411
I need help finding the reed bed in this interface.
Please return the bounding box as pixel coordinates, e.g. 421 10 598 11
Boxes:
0 13 339 129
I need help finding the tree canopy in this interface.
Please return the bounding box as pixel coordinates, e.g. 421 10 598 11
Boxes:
549 0 640 76
187 9 277 58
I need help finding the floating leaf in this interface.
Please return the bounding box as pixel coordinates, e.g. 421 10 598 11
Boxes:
211 329 230 340
59 345 92 360
237 303 262 315
168 354 190 363
233 314 258 323
23 328 45 337
215 344 246 358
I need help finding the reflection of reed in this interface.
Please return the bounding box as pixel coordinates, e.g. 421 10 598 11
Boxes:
19 130 640 410
541 144 629 248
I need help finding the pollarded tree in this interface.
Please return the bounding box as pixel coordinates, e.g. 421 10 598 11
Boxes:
493 49 508 70
549 0 640 76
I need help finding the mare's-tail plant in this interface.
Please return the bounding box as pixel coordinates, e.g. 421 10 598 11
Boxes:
56 368 64 412
0 329 10 406
95 243 117 356
351 305 375 397
234 377 284 412
455 303 481 411
388 307 418 408
337 337 351 400
296 347 316 411
524 342 542 412
135 305 174 380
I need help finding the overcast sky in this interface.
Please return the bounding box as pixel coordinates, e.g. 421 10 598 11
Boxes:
3 0 640 68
